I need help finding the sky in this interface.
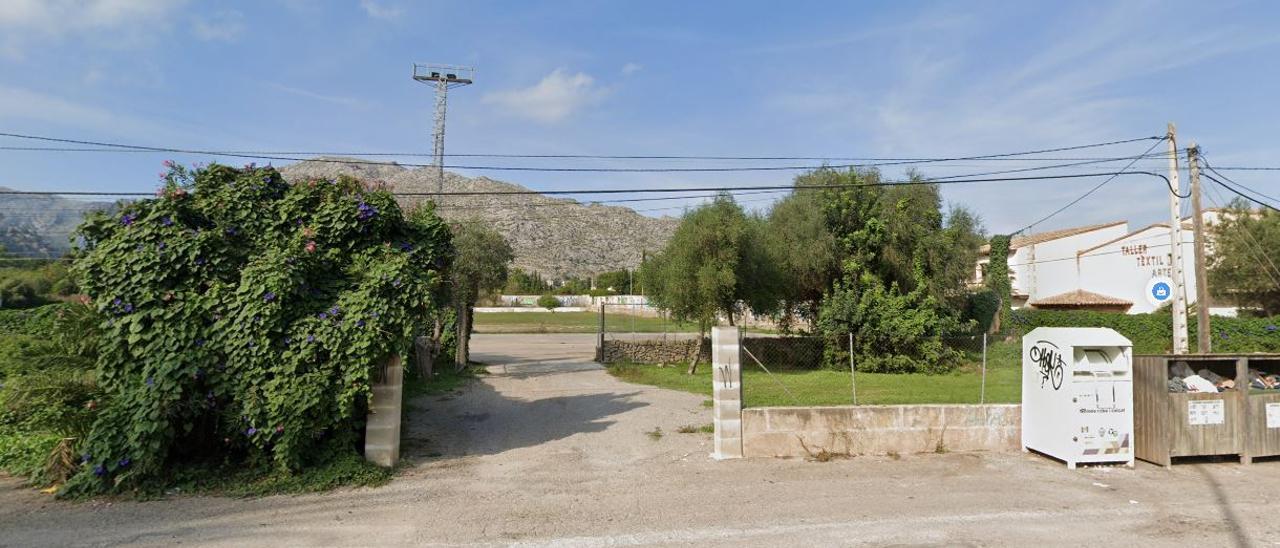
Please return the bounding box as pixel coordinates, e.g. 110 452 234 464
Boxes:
1 0 1278 235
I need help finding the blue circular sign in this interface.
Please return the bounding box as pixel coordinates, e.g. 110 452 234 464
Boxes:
1151 282 1171 301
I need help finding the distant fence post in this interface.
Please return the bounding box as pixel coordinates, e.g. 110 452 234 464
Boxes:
712 326 743 460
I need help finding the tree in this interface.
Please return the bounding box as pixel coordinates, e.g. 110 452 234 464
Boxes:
1207 201 1280 315
504 267 547 294
594 269 632 294
640 194 780 373
814 168 976 373
764 173 841 331
449 222 515 368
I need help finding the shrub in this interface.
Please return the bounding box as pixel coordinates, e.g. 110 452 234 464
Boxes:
1007 309 1280 354
62 163 452 495
537 293 560 310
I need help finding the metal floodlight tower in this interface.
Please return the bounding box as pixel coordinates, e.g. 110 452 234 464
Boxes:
413 63 475 193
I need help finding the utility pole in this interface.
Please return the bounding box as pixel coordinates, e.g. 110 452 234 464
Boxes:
1166 123 1190 354
1188 143 1211 353
413 64 474 193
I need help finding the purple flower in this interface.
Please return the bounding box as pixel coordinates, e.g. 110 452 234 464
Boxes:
119 213 137 226
118 458 130 468
1268 325 1278 333
392 279 401 287
122 303 134 313
160 216 173 227
307 335 316 343
328 306 339 316
113 298 122 306
81 453 92 463
246 427 257 436
225 227 238 236
195 257 207 266
93 465 106 477
145 377 154 386
317 312 327 320
195 338 205 347
356 320 365 328
370 311 379 318
399 242 413 252
356 201 378 222
157 241 166 250
263 291 276 303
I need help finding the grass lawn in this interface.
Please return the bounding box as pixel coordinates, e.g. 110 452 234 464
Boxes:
473 311 695 334
607 340 1024 406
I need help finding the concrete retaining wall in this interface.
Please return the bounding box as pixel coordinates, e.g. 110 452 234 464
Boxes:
741 404 1021 458
599 338 709 364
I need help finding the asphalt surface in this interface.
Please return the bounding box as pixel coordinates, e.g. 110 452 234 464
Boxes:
2 333 1280 546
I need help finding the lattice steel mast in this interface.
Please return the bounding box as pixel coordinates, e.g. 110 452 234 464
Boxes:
412 64 474 193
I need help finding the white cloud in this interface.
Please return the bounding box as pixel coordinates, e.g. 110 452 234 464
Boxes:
0 0 183 58
192 10 245 42
359 0 401 20
483 69 609 123
621 62 643 76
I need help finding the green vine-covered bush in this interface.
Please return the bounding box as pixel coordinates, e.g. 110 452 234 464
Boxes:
64 163 452 494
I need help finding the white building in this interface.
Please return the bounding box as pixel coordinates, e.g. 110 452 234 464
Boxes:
975 211 1231 314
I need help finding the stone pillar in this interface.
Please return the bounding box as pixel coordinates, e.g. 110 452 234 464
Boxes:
364 354 403 467
712 326 743 460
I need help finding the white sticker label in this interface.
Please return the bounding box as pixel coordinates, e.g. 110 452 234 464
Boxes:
1268 403 1280 429
1188 400 1225 426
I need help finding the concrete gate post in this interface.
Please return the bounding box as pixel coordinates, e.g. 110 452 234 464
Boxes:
711 326 743 460
364 354 403 467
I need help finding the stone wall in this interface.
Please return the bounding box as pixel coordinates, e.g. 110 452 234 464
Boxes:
599 338 710 364
741 404 1021 458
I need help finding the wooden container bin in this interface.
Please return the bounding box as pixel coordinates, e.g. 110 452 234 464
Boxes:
1246 357 1280 462
1134 355 1246 467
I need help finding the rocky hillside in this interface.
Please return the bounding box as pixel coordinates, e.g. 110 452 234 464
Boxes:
279 159 677 279
0 189 114 256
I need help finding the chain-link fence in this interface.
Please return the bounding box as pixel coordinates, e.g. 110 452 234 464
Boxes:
735 331 998 408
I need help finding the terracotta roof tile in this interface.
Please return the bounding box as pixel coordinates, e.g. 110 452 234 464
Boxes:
1029 289 1133 307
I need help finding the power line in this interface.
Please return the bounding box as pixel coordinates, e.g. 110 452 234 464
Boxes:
0 131 1164 172
0 145 1179 163
1199 156 1280 206
1011 137 1169 235
0 171 1179 198
1201 179 1280 290
1201 172 1280 213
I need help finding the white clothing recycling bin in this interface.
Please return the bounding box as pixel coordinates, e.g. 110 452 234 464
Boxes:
1022 328 1134 469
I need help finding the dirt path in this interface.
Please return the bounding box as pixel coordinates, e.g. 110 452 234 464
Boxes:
2 333 1280 546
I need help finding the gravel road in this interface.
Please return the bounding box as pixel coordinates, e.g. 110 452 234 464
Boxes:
2 333 1279 546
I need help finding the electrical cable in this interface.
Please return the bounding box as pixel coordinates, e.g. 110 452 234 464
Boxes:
1199 156 1280 206
1011 137 1173 235
0 171 1179 198
0 131 1164 172
1202 180 1280 289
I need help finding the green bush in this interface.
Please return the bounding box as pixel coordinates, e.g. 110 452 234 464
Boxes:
1007 309 1280 354
537 293 560 310
0 302 102 485
0 262 79 309
62 163 453 496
